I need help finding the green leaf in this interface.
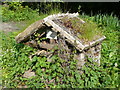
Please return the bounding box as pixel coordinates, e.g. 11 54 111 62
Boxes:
32 56 38 62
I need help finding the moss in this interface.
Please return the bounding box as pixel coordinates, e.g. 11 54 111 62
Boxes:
78 20 103 41
60 16 103 43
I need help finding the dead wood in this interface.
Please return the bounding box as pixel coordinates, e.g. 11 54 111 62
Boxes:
24 40 38 48
44 18 85 51
15 20 45 43
38 42 57 50
15 13 106 67
23 69 36 78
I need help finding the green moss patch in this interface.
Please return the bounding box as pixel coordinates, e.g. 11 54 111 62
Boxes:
60 16 103 44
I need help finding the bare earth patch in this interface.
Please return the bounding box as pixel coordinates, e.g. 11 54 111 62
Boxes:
0 21 27 32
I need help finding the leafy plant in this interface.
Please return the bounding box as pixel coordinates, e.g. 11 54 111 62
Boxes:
2 2 39 22
1 2 62 22
1 13 119 88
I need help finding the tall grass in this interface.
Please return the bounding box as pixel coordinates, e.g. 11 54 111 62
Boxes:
80 13 119 30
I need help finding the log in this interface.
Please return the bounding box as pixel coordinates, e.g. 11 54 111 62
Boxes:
84 36 106 50
15 20 45 43
39 43 57 50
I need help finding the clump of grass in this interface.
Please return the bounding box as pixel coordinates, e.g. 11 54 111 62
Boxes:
48 8 62 15
78 20 103 42
61 16 103 43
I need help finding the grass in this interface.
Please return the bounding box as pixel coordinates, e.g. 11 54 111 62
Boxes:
13 14 48 36
61 16 103 43
1 13 119 88
77 20 103 42
48 8 62 15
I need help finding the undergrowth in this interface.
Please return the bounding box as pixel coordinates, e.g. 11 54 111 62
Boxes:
1 2 119 88
1 2 62 22
1 13 119 88
1 3 39 22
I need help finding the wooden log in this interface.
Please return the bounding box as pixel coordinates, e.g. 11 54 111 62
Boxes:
15 20 45 43
39 43 57 50
84 36 106 50
24 40 38 48
74 53 86 69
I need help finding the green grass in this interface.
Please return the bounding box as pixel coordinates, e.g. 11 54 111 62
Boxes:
13 14 48 36
77 20 103 42
48 7 62 15
1 13 119 88
61 16 103 43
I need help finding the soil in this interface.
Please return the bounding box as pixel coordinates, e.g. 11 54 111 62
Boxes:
0 21 27 32
0 21 27 89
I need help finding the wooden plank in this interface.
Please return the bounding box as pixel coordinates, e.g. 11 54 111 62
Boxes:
43 13 79 21
84 36 106 50
39 43 57 50
44 22 51 27
15 20 45 43
43 18 85 51
44 14 106 52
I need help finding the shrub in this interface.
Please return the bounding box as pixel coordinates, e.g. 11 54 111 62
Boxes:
1 2 62 22
2 2 39 22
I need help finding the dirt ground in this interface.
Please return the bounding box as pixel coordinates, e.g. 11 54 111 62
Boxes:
0 21 27 32
0 21 27 89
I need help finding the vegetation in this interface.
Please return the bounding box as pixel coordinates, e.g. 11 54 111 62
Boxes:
1 2 119 88
1 2 61 22
61 16 103 43
2 2 38 22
